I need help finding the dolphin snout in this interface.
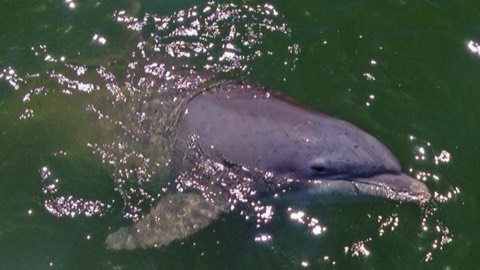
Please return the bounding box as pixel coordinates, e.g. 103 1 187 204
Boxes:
357 173 431 204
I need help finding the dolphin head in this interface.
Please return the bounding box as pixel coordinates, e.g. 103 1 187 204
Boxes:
301 121 401 180
177 83 431 204
276 116 431 204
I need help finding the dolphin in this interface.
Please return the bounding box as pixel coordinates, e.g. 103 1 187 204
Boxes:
105 80 430 250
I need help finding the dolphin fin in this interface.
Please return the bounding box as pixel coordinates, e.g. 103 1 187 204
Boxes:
106 193 229 250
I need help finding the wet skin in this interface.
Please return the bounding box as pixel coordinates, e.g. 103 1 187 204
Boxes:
106 80 430 250
177 81 430 203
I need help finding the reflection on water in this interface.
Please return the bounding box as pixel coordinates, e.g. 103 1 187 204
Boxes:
406 135 458 262
0 0 460 267
2 1 298 222
0 67 24 90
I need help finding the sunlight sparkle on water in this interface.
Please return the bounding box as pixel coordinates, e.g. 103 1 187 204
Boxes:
113 2 298 74
0 67 23 90
48 71 99 93
406 133 459 236
377 214 399 236
255 204 274 224
407 135 458 204
65 0 76 9
414 146 427 161
92 34 107 45
345 239 372 257
409 135 452 167
290 210 305 222
19 109 34 120
44 195 108 217
435 150 451 164
467 40 480 56
363 72 375 81
41 166 51 180
433 188 460 203
421 211 455 262
365 94 375 107
254 233 272 243
39 165 111 217
288 208 326 235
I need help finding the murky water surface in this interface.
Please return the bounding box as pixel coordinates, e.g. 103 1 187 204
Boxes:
1 1 479 269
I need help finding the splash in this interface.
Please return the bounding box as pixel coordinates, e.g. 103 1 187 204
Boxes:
406 135 458 262
0 1 456 265
0 1 299 222
114 2 298 73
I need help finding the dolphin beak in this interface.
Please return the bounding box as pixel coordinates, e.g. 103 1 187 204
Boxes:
306 173 431 204
352 173 431 204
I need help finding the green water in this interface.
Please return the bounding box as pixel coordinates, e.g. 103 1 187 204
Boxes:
1 0 479 269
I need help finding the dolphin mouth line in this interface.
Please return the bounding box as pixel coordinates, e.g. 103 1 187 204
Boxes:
307 173 432 204
351 180 431 204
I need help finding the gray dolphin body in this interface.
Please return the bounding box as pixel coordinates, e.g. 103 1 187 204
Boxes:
106 81 430 250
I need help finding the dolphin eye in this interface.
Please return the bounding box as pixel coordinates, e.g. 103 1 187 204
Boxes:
310 165 327 175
